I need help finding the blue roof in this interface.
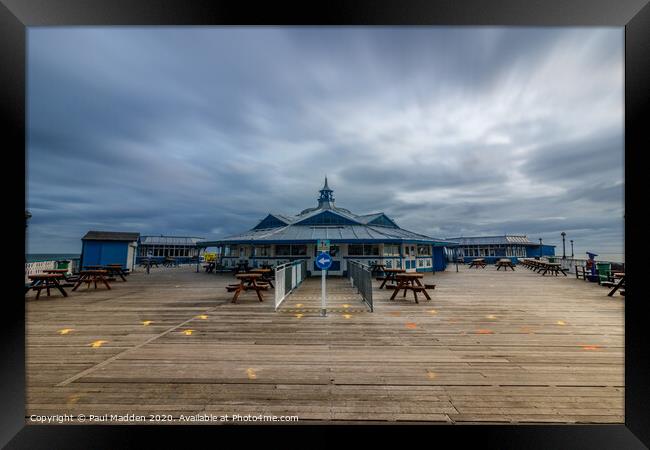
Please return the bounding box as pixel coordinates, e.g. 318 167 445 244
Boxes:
446 235 537 246
201 182 456 247
201 224 455 246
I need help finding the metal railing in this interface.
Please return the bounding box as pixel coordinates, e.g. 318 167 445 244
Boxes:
274 260 307 310
348 260 373 312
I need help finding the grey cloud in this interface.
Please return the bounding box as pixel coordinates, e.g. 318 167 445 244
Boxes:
26 27 624 261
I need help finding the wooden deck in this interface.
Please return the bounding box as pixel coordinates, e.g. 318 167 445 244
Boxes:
25 265 624 424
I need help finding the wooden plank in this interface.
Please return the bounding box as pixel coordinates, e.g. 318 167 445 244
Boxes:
25 266 624 424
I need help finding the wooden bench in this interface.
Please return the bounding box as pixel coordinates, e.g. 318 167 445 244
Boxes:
407 286 426 292
575 265 589 280
424 284 436 290
226 283 241 292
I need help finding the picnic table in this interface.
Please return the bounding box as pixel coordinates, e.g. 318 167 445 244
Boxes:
495 259 515 271
139 258 159 267
369 263 386 275
251 268 275 288
203 262 216 273
43 268 76 286
469 258 487 269
539 262 568 276
234 261 250 274
103 265 128 281
607 273 625 296
72 270 112 291
227 273 268 303
26 273 68 299
162 257 177 268
139 258 158 274
389 273 432 303
379 268 406 288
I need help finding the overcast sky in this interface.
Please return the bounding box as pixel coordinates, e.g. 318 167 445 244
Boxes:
26 27 624 260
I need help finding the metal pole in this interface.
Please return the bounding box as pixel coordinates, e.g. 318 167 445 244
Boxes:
321 269 327 316
561 232 566 259
570 240 574 258
539 238 543 259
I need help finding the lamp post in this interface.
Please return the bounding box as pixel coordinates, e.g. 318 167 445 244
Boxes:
539 238 543 259
561 232 566 259
570 240 574 258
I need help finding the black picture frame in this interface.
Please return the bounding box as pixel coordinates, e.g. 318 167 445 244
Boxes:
2 0 648 448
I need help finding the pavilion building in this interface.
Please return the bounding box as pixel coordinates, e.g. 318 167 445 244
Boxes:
137 235 205 263
445 235 556 263
199 178 457 276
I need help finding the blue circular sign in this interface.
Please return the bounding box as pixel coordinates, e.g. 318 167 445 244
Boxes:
315 252 333 270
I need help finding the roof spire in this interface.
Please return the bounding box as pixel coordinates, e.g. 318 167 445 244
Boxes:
318 176 334 207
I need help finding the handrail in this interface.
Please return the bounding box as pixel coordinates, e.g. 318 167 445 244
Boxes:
348 260 373 312
274 260 307 311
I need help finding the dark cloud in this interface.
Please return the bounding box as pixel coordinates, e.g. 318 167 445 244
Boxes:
26 27 624 261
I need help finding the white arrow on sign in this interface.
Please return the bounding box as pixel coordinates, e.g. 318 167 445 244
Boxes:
318 255 329 265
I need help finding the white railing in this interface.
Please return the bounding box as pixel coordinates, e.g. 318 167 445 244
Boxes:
274 260 307 311
556 258 623 274
25 259 79 281
25 260 56 280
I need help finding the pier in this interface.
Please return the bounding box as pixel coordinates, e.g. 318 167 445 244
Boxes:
26 265 623 424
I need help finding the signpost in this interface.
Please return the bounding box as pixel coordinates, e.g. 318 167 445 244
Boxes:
315 248 332 317
317 239 330 253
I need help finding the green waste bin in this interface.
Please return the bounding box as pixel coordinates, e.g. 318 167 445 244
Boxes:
596 263 611 283
56 260 70 270
547 257 556 263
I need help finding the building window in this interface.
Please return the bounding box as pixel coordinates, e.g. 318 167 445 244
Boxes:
383 244 398 256
255 246 271 257
348 245 363 256
276 245 291 256
417 245 431 256
291 245 307 256
364 244 380 256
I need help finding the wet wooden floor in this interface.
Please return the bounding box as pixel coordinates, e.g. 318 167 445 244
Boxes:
25 265 624 424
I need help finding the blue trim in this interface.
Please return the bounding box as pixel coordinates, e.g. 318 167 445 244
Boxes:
293 210 361 226
367 214 399 228
199 239 456 246
221 255 310 260
252 214 289 230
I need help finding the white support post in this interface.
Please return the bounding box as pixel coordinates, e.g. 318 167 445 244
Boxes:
321 269 327 316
